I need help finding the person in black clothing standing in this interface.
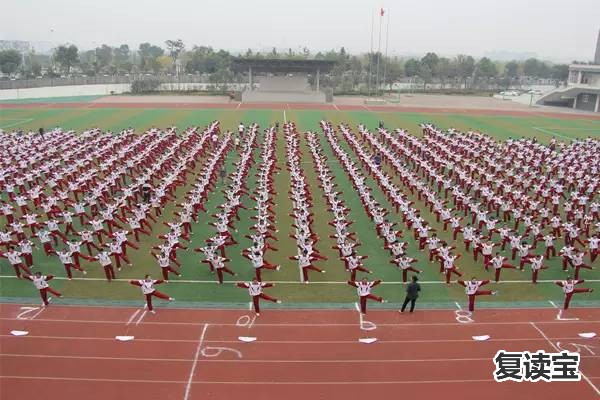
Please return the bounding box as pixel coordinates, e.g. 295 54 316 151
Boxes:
400 275 421 313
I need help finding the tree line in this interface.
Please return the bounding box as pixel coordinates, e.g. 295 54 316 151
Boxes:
0 39 585 92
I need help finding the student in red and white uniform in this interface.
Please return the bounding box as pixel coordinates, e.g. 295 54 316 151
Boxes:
26 272 62 306
18 239 35 269
392 256 422 283
95 250 116 281
442 254 463 284
585 235 599 263
289 248 325 284
236 278 281 316
55 250 86 280
529 255 549 284
490 253 517 283
0 246 32 278
35 229 54 256
457 277 497 313
555 277 593 310
151 251 182 282
129 275 174 313
571 252 594 280
348 277 386 314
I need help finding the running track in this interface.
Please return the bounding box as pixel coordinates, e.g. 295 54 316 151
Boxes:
1 303 599 399
2 101 600 119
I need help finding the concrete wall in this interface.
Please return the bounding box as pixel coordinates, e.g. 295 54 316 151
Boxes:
0 84 131 100
0 82 251 101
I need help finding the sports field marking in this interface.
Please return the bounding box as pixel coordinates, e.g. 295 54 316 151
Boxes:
548 300 559 309
333 104 340 111
2 275 596 285
183 323 209 400
2 334 590 344
236 102 242 109
283 109 287 123
0 375 500 385
16 306 44 320
532 126 574 140
4 318 597 328
530 322 600 396
0 118 34 129
2 354 597 363
125 309 141 325
532 127 600 130
134 310 147 325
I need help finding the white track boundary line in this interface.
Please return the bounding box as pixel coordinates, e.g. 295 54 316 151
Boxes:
126 309 141 325
3 353 596 362
333 104 340 111
184 323 209 400
530 322 600 396
532 126 600 131
135 310 147 325
0 375 508 385
0 118 34 129
2 275 597 285
3 318 599 328
532 126 572 140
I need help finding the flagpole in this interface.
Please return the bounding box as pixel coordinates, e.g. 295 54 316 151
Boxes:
368 9 374 97
382 11 390 98
375 8 383 98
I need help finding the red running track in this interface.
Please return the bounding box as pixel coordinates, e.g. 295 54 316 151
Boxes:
1 303 599 400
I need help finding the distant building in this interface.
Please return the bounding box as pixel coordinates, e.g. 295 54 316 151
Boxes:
537 29 600 113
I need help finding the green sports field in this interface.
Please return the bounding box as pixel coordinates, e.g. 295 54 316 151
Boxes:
1 105 599 310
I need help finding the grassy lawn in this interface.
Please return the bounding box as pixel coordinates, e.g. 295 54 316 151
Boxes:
0 107 598 309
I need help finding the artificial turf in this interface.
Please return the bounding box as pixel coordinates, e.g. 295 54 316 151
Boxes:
0 106 599 309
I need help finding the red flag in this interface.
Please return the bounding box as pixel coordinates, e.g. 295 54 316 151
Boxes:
380 8 385 16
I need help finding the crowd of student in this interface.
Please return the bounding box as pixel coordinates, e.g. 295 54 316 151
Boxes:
1 121 597 313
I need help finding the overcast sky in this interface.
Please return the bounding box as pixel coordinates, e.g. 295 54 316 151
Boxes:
3 0 599 62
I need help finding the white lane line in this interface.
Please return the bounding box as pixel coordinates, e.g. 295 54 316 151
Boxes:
0 375 502 385
530 322 600 396
4 353 596 362
0 118 34 129
532 126 572 140
454 302 463 310
126 309 141 325
135 310 147 326
184 323 209 400
333 104 340 111
283 110 287 124
2 354 598 363
3 317 599 328
548 300 559 309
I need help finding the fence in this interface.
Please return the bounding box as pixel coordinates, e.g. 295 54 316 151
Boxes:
0 74 221 90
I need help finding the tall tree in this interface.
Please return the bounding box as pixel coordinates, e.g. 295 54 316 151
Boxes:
404 58 420 77
551 64 569 82
95 44 113 72
116 45 132 73
505 60 519 78
138 43 164 72
455 54 475 88
475 57 497 78
0 49 22 75
165 39 185 62
53 45 79 74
